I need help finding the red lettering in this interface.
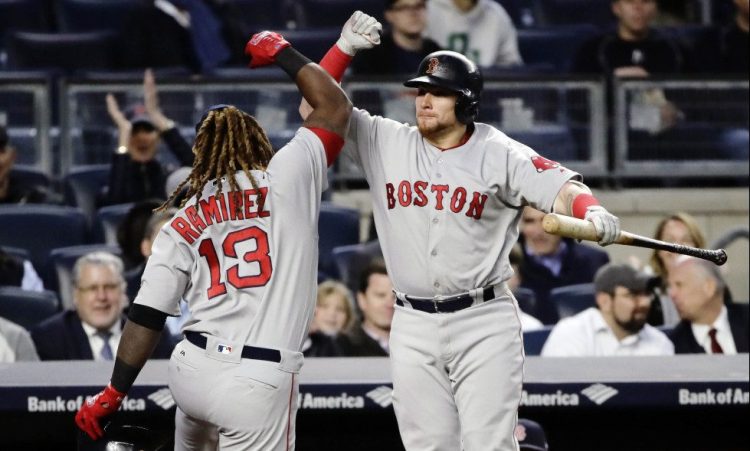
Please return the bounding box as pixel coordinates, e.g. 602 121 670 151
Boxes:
228 191 245 220
185 205 207 233
398 181 412 207
256 187 270 218
466 192 489 220
431 184 449 210
170 217 200 244
217 193 230 222
199 196 223 226
243 189 257 219
450 187 467 213
386 183 396 209
413 181 428 207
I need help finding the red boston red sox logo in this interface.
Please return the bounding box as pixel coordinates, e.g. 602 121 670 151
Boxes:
426 57 440 74
530 155 560 173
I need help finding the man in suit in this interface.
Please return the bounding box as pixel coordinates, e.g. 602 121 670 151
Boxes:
31 251 174 360
337 261 395 357
518 207 610 324
668 256 748 354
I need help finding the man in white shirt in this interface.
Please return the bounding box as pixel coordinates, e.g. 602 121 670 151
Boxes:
667 256 748 354
0 316 39 362
542 263 674 357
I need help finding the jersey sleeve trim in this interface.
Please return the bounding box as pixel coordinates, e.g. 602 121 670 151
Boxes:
305 127 344 167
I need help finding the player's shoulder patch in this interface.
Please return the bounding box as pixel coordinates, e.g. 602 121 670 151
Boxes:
530 155 561 173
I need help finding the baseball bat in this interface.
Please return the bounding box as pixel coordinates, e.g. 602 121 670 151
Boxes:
542 213 728 266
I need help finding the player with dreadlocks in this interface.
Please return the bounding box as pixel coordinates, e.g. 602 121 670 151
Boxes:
76 29 354 450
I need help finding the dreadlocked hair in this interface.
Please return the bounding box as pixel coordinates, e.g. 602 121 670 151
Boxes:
157 106 275 213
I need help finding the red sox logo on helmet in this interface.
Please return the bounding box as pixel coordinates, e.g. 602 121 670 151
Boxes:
530 155 560 173
426 57 440 75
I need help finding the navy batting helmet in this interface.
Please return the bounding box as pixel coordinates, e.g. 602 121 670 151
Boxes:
77 423 169 451
404 51 483 124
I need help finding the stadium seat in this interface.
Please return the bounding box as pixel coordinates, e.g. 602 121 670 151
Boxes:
0 205 88 271
0 0 50 53
495 0 538 28
513 287 537 316
230 0 297 30
55 0 141 33
44 244 122 310
0 245 31 262
4 127 40 165
8 164 50 192
0 286 59 330
331 240 384 295
298 0 383 28
63 164 110 223
318 203 361 279
6 30 118 72
517 25 600 73
522 325 553 356
536 0 614 27
506 125 579 161
92 203 136 246
550 283 596 320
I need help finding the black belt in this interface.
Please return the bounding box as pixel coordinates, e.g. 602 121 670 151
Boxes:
185 331 281 363
395 285 496 314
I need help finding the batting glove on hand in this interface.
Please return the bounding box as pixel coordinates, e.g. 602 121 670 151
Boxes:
337 10 382 56
244 31 291 68
585 206 621 246
75 384 125 440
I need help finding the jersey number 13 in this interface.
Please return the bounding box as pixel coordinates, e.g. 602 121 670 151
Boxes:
197 226 273 299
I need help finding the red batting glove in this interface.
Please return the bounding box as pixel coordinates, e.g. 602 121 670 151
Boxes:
244 31 291 68
75 384 126 440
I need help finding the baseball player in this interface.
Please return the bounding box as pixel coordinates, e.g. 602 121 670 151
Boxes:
75 30 353 450
302 12 621 451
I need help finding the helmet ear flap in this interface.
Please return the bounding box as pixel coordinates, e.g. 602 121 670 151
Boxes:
455 94 479 124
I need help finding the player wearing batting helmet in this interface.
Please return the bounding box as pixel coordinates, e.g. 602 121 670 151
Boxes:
300 11 622 451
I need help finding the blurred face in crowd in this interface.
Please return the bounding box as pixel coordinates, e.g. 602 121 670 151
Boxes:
415 86 460 137
314 292 351 335
140 217 171 259
613 0 657 40
385 0 428 38
668 259 719 324
598 286 652 335
657 219 696 274
520 207 562 256
74 263 125 331
128 127 160 163
358 273 395 332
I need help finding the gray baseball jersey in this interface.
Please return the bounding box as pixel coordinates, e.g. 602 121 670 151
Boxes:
344 108 580 298
134 127 328 353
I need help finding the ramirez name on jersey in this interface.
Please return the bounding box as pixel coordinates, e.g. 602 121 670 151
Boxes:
171 187 271 244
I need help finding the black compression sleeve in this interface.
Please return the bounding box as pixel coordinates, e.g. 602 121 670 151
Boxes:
111 357 141 393
127 303 168 331
275 46 312 80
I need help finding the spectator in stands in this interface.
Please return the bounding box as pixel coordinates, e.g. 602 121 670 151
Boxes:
30 252 174 361
509 244 545 331
103 69 193 206
646 212 707 325
518 207 609 324
572 0 683 133
720 0 749 73
0 125 52 205
667 256 749 354
541 263 674 357
337 261 394 356
303 281 354 357
351 0 441 75
515 418 549 451
0 316 39 362
116 199 164 271
0 247 44 292
424 0 522 68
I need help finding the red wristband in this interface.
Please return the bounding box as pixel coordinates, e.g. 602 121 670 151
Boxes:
307 127 344 167
319 44 352 82
571 193 600 219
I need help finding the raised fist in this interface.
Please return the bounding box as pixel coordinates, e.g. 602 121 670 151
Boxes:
337 10 382 56
245 31 291 68
75 384 126 440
